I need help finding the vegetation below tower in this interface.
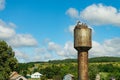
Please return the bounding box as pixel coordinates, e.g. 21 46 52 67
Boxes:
17 56 120 80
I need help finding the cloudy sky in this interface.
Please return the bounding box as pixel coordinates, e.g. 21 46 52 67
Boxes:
0 0 120 63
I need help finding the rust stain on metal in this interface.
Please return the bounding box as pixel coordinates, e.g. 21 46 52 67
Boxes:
78 51 88 80
74 21 92 80
74 22 92 51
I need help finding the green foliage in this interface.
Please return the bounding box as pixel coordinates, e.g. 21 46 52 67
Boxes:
41 75 47 80
17 57 120 80
40 65 61 79
48 58 77 64
89 64 99 80
53 75 62 80
89 56 120 63
16 63 31 77
0 40 18 80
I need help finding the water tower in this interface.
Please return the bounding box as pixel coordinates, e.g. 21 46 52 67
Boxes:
74 21 92 80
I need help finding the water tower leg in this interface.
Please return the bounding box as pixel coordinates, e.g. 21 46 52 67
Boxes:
78 51 88 80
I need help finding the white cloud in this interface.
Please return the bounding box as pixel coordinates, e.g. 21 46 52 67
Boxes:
31 40 77 62
0 19 38 48
0 0 5 10
8 34 38 47
68 25 75 35
8 22 17 28
64 41 77 57
32 55 42 62
48 42 65 56
48 41 77 58
103 38 120 54
48 42 61 52
15 47 52 63
90 41 106 57
37 37 120 60
15 37 120 62
80 4 120 25
0 25 15 39
35 47 47 54
90 37 120 57
0 19 16 39
66 4 120 26
15 50 30 63
34 47 52 61
66 8 79 18
67 24 94 35
44 53 52 59
46 38 120 59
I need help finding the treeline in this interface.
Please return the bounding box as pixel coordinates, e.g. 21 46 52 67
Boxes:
20 57 120 65
89 56 120 63
43 56 120 64
26 56 120 64
48 58 77 64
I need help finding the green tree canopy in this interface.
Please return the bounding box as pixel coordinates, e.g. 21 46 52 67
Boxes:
0 40 18 80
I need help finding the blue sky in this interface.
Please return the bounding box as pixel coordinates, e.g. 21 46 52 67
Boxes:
0 0 120 62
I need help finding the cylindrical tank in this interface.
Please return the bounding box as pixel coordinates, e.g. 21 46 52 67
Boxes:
74 23 92 51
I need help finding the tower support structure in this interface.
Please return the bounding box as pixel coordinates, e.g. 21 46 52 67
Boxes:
74 22 92 80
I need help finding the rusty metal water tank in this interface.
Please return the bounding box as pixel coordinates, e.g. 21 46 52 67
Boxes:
74 22 92 51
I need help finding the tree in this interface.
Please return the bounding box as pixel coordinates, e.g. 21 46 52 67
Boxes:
89 64 99 80
0 40 18 80
40 65 61 79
